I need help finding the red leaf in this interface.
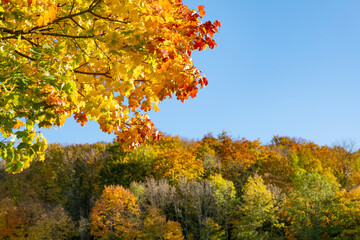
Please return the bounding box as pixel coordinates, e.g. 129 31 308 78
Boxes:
194 39 205 50
214 20 221 28
206 38 217 49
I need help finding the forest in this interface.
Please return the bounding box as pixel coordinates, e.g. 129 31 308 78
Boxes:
1 0 359 239
1 132 360 239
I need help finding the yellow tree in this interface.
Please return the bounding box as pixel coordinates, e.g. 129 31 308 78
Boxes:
151 136 204 183
235 174 281 240
0 0 220 172
142 206 184 240
89 185 141 239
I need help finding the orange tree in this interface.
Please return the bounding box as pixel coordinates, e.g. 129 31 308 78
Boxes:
0 0 220 172
90 185 141 239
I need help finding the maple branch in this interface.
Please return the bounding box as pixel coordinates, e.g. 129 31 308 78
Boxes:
89 0 102 10
75 62 89 69
74 69 112 78
0 27 31 36
94 39 113 67
22 37 39 47
77 90 86 98
40 32 96 39
57 23 91 62
70 18 86 30
0 0 123 41
88 11 130 24
0 0 101 37
0 34 39 47
69 1 76 15
38 27 55 32
49 3 97 26
14 50 37 61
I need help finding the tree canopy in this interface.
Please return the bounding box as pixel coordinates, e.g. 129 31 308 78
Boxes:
0 0 220 172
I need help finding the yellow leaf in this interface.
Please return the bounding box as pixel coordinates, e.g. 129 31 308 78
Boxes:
153 103 159 112
37 15 44 26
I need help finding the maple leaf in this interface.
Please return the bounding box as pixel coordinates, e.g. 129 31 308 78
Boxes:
153 104 160 112
13 119 24 129
198 5 206 18
74 112 88 126
214 20 221 28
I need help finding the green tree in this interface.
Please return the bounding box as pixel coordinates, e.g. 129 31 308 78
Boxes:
284 171 338 239
234 174 281 240
209 174 236 239
27 205 78 240
100 144 156 188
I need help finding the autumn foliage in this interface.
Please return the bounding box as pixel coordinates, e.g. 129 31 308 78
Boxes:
90 185 141 239
2 133 360 239
0 0 220 172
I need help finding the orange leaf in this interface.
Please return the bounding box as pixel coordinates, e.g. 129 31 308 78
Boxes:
13 119 24 129
198 5 205 17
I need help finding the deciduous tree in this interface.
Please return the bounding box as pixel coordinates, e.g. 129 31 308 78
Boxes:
90 185 141 239
0 0 220 172
234 174 281 240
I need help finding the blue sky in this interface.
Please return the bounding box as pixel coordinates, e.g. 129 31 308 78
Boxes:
43 0 360 147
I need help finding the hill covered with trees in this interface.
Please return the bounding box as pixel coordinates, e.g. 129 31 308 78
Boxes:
1 132 360 239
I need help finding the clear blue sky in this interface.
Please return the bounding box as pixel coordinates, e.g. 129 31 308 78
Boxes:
43 0 360 147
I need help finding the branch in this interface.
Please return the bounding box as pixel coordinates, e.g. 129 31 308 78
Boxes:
1 35 40 47
0 27 18 34
22 37 39 47
70 18 86 30
69 1 76 15
94 39 112 66
134 79 150 84
89 0 102 10
57 23 91 62
14 50 37 61
0 0 101 37
74 69 112 78
41 32 96 39
0 0 128 41
77 90 86 98
88 11 130 24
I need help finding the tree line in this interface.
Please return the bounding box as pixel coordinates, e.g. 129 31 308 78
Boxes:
1 133 360 239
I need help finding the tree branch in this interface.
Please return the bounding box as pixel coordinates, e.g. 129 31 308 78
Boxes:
41 32 96 39
88 11 130 24
70 17 86 30
14 50 37 61
74 69 112 78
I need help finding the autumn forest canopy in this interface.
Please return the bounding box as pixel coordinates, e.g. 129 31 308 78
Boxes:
2 134 360 239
